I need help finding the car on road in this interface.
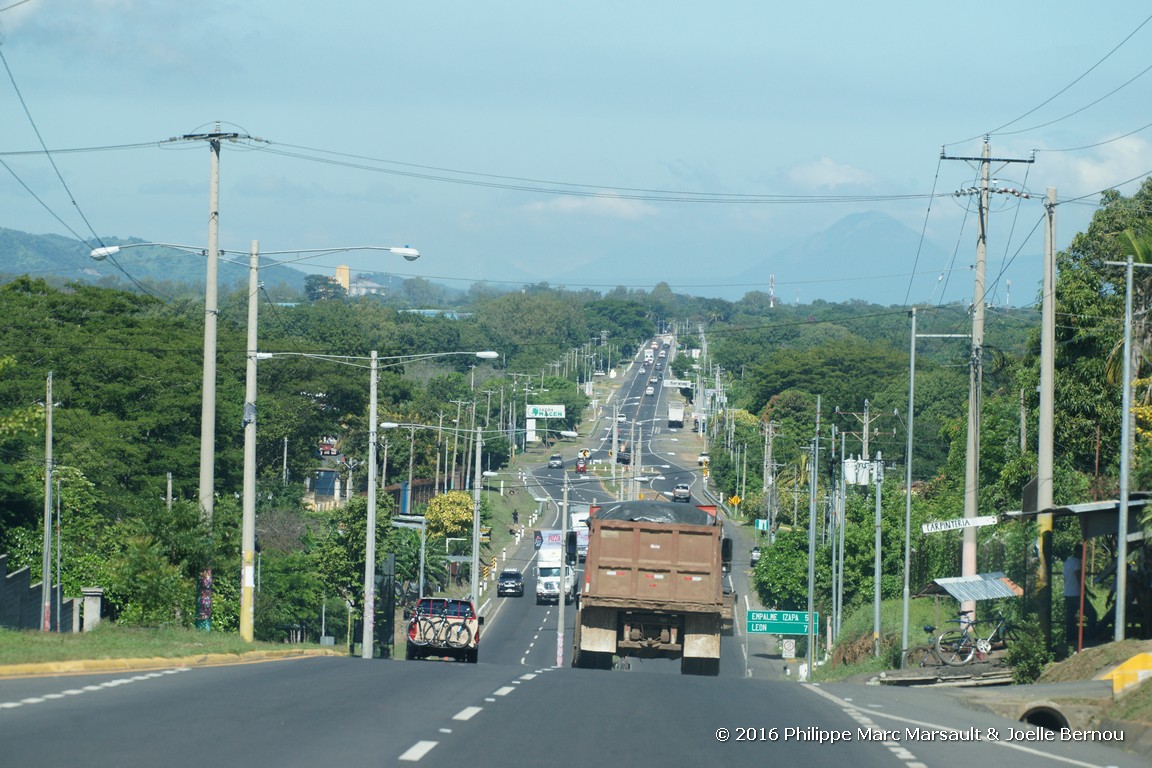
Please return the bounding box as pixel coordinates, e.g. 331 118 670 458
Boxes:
697 452 710 466
497 568 525 597
575 457 587 473
617 413 627 423
649 376 658 384
547 453 563 469
645 386 655 396
672 483 691 502
405 597 482 663
750 546 761 565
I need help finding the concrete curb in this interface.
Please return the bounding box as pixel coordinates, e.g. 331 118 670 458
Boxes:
0 647 345 677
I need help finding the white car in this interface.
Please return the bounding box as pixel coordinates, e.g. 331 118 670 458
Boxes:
645 386 655 396
617 413 627 423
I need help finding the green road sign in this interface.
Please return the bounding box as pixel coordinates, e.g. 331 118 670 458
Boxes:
746 610 818 635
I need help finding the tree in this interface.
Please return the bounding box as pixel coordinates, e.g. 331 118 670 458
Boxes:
304 274 346 301
424 491 474 539
315 495 394 615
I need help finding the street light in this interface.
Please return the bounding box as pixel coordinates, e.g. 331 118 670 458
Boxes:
94 240 422 642
257 349 494 656
242 243 423 644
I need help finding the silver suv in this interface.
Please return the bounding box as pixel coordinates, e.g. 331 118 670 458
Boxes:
548 453 563 468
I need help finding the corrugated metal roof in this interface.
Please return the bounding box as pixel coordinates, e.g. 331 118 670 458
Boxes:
1002 495 1149 541
922 572 1023 602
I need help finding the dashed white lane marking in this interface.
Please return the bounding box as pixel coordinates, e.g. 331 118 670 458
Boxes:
398 741 438 761
493 686 515 696
438 728 452 734
453 707 482 721
520 673 537 680
0 667 190 711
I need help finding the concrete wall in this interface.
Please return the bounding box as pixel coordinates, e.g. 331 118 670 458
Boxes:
0 553 82 632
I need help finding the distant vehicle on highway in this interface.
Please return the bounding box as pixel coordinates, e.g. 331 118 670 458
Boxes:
672 483 691 502
617 413 627 423
645 386 655 396
697 452 710 466
575 457 587 474
750 546 761 565
548 453 563 469
497 569 524 597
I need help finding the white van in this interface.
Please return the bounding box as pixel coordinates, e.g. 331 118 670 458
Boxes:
645 386 655 396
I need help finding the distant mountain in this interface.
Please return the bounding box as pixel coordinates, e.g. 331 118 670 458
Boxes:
737 211 955 306
0 228 308 293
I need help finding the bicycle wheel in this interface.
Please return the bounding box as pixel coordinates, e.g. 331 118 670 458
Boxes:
936 629 976 666
902 645 935 669
445 621 472 649
408 617 433 646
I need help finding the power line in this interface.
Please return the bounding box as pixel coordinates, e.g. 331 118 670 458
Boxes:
0 47 105 252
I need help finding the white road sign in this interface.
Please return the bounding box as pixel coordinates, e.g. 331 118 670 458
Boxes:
663 379 693 389
921 515 998 534
526 404 566 419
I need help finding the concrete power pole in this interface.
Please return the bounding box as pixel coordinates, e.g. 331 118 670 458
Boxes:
174 124 251 630
1037 188 1057 647
942 139 1034 597
42 372 53 631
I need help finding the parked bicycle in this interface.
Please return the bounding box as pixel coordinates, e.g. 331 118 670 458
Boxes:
934 610 1018 666
407 606 473 649
901 624 945 668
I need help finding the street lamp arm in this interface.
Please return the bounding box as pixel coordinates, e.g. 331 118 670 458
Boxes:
90 243 209 260
91 243 418 266
256 350 497 369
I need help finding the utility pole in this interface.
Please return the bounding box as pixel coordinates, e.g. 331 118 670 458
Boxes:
173 124 251 631
41 371 53 632
1037 188 1057 648
556 478 569 667
942 138 1033 596
872 452 884 658
806 397 820 678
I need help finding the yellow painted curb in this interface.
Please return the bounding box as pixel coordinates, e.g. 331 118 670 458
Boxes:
1096 652 1152 695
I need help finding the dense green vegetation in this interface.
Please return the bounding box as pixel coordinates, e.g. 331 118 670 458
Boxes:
713 180 1152 656
2 180 1152 654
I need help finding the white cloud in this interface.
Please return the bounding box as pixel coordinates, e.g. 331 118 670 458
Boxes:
521 194 657 220
785 156 876 190
1058 135 1152 198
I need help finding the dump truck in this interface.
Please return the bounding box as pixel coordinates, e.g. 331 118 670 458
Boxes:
570 500 732 676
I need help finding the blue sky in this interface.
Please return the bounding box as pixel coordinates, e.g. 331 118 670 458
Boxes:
1 1 1150 305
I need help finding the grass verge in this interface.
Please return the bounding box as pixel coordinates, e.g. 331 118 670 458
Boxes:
0 624 295 665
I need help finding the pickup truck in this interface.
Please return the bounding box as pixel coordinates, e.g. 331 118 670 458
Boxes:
672 483 691 502
405 597 482 663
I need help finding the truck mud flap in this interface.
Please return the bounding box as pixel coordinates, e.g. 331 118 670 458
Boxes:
683 613 721 660
576 606 617 654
